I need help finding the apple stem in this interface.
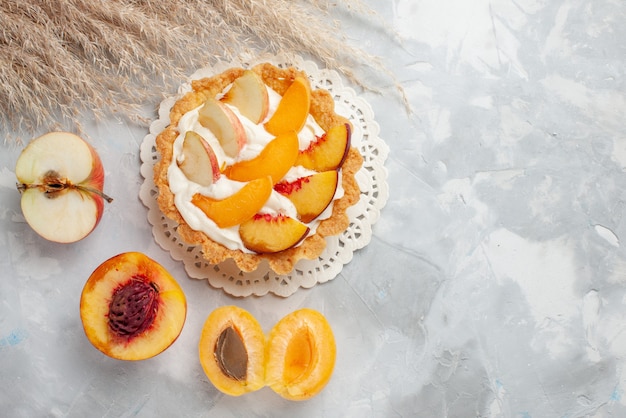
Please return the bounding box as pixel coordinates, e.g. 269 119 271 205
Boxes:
16 181 114 203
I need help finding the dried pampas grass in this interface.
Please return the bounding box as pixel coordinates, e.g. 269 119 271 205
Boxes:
1 0 401 140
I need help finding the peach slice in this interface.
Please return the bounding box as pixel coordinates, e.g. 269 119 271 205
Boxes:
178 131 221 186
264 76 311 136
239 214 310 254
198 97 247 158
266 309 336 401
199 306 266 396
221 70 270 124
223 131 299 184
191 176 272 228
79 252 187 361
296 123 352 172
274 170 339 223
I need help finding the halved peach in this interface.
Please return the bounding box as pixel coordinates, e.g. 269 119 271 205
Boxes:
198 306 266 396
223 131 299 184
198 97 247 158
191 176 272 228
296 123 351 172
178 131 221 186
264 76 311 136
266 309 336 401
274 170 339 223
221 70 270 124
79 252 187 361
239 214 310 253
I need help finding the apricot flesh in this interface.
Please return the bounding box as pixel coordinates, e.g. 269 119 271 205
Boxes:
264 76 311 136
223 131 299 184
191 176 273 228
199 306 266 396
79 252 187 361
266 309 336 400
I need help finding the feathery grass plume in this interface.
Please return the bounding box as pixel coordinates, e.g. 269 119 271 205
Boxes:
1 0 402 141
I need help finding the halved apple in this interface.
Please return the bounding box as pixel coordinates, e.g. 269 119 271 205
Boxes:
239 214 310 253
223 131 299 184
221 70 270 124
198 97 247 158
177 131 221 186
191 176 272 228
15 131 113 243
296 123 351 172
264 76 311 136
274 171 339 223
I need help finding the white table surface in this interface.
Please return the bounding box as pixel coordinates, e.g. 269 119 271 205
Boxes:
2 1 626 416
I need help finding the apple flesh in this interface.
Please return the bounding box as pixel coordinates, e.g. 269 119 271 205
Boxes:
221 70 270 124
198 97 247 158
178 131 221 186
15 131 112 243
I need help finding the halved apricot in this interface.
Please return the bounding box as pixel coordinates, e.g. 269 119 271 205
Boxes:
264 76 311 136
223 131 299 184
198 306 266 396
266 309 336 401
191 176 273 228
79 252 187 361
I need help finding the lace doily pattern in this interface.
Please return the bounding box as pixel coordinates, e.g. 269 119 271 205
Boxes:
139 55 389 297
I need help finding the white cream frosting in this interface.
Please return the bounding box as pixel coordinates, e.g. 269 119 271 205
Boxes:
167 85 345 252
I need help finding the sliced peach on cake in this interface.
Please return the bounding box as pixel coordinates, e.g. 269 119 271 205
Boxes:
239 214 310 254
266 309 336 401
198 97 247 158
221 70 270 124
177 131 221 186
199 306 266 396
274 170 339 223
296 123 351 172
223 131 299 184
191 176 272 228
79 252 187 361
264 76 311 136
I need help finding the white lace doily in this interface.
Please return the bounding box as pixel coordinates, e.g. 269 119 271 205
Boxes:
139 55 389 297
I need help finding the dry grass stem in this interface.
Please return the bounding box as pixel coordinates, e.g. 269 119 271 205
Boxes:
1 0 402 140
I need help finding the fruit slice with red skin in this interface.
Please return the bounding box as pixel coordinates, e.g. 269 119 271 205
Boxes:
178 131 221 186
15 131 112 243
198 97 247 158
264 76 311 136
266 308 336 401
274 170 339 223
191 176 272 228
239 214 310 253
221 70 270 124
79 252 187 361
295 123 351 172
199 306 266 396
223 131 299 184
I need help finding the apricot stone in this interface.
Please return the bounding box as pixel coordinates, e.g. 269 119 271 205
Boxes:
80 252 187 361
198 306 266 396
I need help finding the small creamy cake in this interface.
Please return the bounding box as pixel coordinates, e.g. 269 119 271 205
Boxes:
154 63 363 274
